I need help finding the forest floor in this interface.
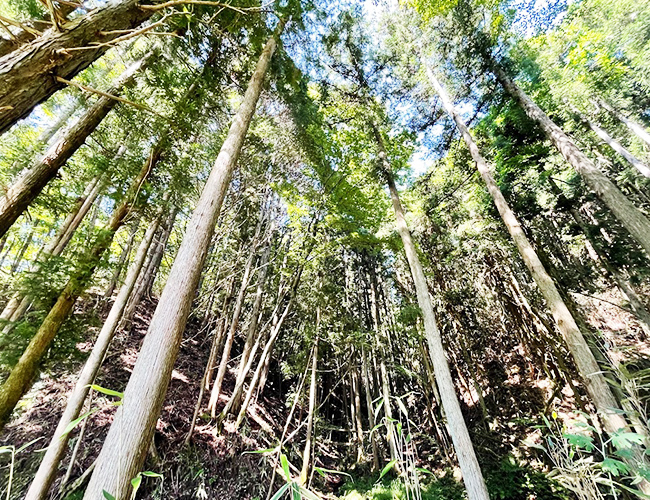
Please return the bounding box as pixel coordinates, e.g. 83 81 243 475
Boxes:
0 281 649 500
0 295 330 500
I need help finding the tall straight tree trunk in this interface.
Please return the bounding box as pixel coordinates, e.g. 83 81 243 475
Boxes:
208 248 256 416
371 122 490 500
429 68 649 491
490 64 650 257
24 196 167 500
428 67 629 429
83 24 285 499
568 103 650 178
595 98 650 148
0 0 153 135
0 152 154 429
299 337 319 486
9 221 38 274
0 56 149 239
361 347 381 470
0 176 102 333
103 220 140 301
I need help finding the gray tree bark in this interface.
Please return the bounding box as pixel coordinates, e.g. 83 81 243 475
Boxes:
491 65 650 257
83 24 285 499
0 56 149 238
372 121 490 500
0 0 153 135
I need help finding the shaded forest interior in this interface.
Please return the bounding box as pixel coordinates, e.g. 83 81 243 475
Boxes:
1 0 650 498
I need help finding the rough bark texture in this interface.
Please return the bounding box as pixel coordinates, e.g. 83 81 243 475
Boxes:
372 122 490 500
429 68 649 492
83 25 283 499
492 65 650 257
0 56 147 238
0 2 79 58
0 0 152 135
0 154 153 429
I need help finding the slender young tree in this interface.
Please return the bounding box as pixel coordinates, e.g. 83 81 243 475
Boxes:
0 149 156 429
299 336 318 485
83 22 286 498
372 121 490 500
595 98 650 148
426 66 635 442
568 102 650 178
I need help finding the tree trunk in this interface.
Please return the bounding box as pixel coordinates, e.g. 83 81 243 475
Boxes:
0 0 153 135
299 337 319 486
568 103 650 178
24 196 167 500
361 347 381 471
491 64 650 257
595 98 650 148
0 152 154 429
9 221 38 274
428 67 649 491
82 24 285 499
220 242 271 417
207 235 259 416
0 2 79 58
371 120 490 500
0 56 149 238
103 220 140 301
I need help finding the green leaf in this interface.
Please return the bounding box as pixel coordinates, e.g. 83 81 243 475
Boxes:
601 458 629 476
61 411 94 437
131 474 142 492
103 491 116 500
89 384 124 399
298 486 321 500
395 397 409 418
611 431 646 450
378 459 397 481
291 482 301 500
270 483 290 500
563 432 594 451
416 467 434 476
141 471 163 478
313 466 352 478
280 454 291 481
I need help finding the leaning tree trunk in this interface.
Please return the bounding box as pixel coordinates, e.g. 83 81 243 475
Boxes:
0 2 79 58
299 337 319 486
568 103 650 178
0 176 102 334
429 68 649 491
0 55 149 238
595 98 650 148
0 152 154 429
0 0 153 135
371 122 490 500
491 64 650 258
83 24 285 499
24 195 168 500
